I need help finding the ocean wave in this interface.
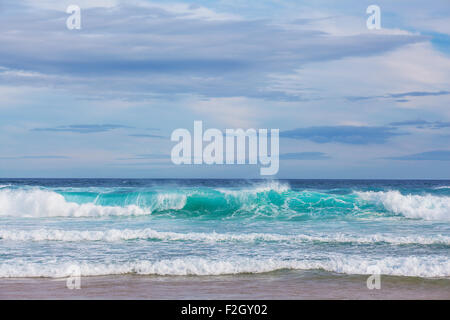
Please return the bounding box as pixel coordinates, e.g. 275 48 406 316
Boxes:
433 186 450 190
1 185 448 220
1 228 448 245
216 181 290 195
0 256 448 278
0 182 295 218
0 189 147 217
356 191 450 221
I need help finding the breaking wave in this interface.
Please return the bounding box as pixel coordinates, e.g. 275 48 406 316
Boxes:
357 191 450 221
0 189 147 217
0 182 295 218
1 228 449 245
1 256 448 278
0 183 448 221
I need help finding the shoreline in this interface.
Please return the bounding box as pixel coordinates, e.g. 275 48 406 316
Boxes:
1 270 449 300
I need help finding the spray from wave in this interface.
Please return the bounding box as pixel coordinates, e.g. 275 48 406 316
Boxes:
357 191 450 221
0 189 147 217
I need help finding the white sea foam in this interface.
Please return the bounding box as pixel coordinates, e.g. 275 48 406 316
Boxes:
217 181 290 196
357 191 450 221
434 186 450 190
249 181 290 193
0 256 448 278
0 189 147 217
1 228 448 245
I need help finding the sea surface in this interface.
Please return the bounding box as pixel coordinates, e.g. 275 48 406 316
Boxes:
0 179 449 280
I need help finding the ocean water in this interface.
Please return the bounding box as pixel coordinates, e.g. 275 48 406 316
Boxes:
0 179 449 279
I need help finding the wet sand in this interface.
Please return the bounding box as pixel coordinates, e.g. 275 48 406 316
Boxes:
1 270 449 300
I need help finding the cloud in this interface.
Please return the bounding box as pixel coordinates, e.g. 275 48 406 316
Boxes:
389 120 429 126
389 120 450 129
32 124 132 134
281 126 403 144
116 154 169 160
347 90 450 102
108 161 172 167
280 152 330 160
1 0 450 179
387 150 450 161
0 155 70 160
23 0 118 11
389 90 450 98
128 134 166 139
0 1 427 101
119 152 331 162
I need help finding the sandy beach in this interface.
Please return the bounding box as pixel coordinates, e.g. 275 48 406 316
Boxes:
1 270 449 300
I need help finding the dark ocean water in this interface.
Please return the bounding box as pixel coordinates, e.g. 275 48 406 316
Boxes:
0 179 449 278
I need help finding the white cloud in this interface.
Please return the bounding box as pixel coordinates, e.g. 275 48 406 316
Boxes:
134 1 240 21
24 0 119 11
405 16 450 35
24 0 240 21
189 97 267 128
267 42 450 100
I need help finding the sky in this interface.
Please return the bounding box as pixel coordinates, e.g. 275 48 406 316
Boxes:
0 0 449 179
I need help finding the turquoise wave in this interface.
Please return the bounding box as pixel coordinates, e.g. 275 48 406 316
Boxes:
1 182 449 220
57 187 376 219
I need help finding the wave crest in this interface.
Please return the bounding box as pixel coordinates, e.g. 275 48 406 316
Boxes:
0 182 292 218
0 189 147 217
357 191 450 221
1 185 449 220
